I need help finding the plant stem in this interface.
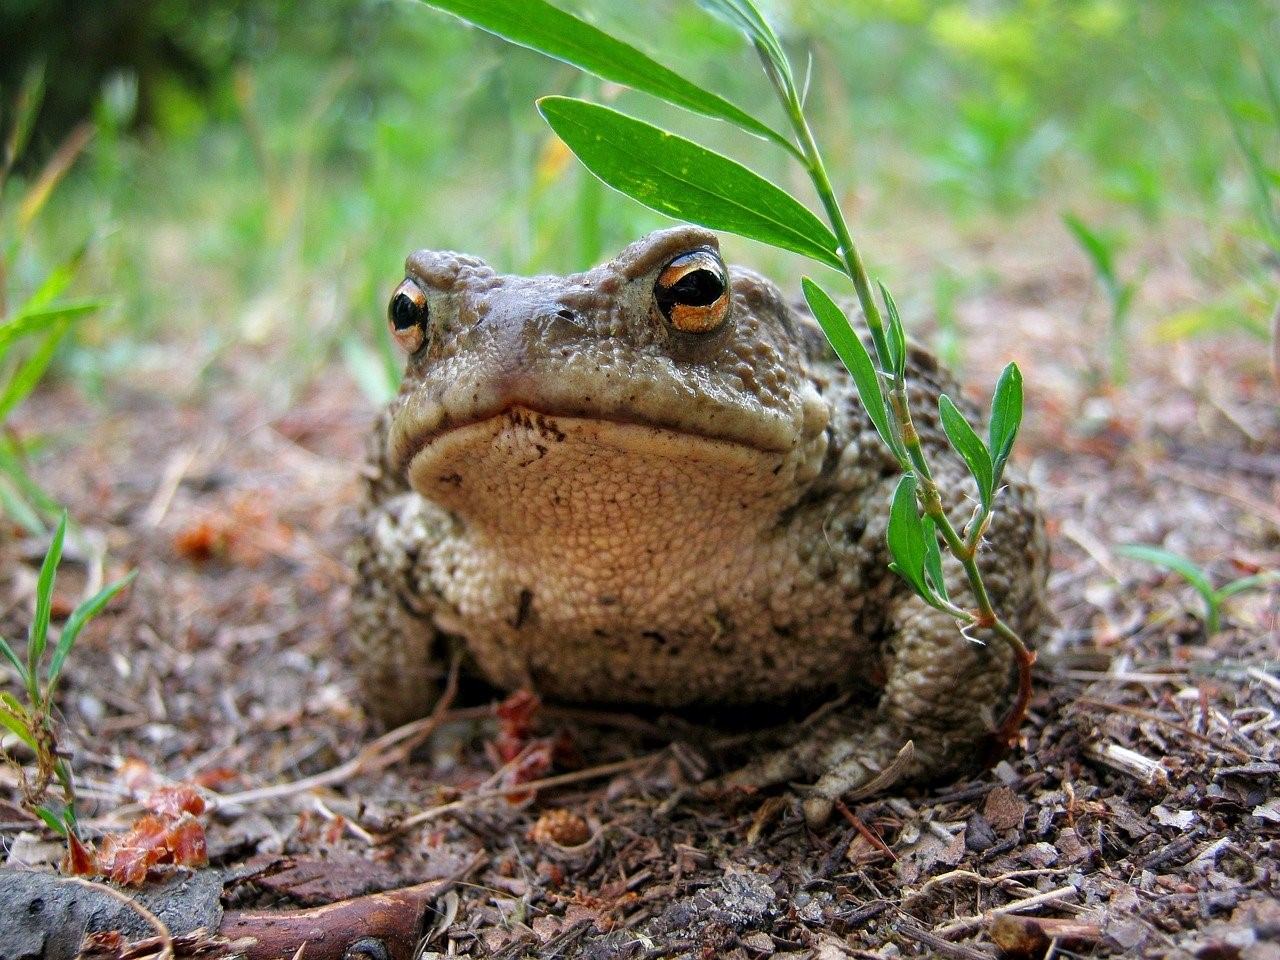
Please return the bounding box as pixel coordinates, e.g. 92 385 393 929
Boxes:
769 52 1035 749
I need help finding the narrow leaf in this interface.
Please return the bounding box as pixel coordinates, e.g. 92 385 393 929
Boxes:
419 0 796 155
34 806 68 836
48 570 137 689
921 516 949 603
802 278 903 463
938 394 994 510
878 282 907 379
27 512 67 671
1115 545 1216 607
539 97 841 268
886 475 936 606
2 62 45 177
0 474 44 537
987 362 1023 485
0 301 99 356
1216 571 1280 601
0 319 73 422
698 0 793 90
1062 213 1117 290
0 703 36 750
0 635 27 683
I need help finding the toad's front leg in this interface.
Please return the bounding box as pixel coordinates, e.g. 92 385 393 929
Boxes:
717 485 1047 826
717 594 1016 827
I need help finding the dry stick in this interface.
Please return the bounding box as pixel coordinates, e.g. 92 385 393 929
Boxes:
61 874 175 960
933 884 1080 940
834 801 897 862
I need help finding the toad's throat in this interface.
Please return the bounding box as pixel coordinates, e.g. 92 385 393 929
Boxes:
403 406 801 538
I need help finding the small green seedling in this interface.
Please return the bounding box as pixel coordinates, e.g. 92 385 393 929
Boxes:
1063 212 1139 387
1116 544 1278 636
0 513 136 838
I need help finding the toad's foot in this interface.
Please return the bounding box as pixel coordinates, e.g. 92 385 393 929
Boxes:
706 711 926 828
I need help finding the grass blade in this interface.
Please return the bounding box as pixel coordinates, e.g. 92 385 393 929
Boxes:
0 319 74 422
419 0 797 156
0 301 99 356
0 701 36 751
1216 572 1279 600
938 394 994 510
988 362 1023 485
47 570 137 690
1115 545 1217 610
0 474 45 537
802 278 903 463
1062 213 1117 292
539 97 841 268
0 635 28 684
27 512 67 673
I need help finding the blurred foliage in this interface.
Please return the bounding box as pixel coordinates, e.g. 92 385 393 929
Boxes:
1 0 1276 408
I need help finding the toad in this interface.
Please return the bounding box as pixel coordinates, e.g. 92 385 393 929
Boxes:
350 226 1049 824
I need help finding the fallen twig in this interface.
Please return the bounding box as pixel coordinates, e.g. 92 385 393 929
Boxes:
1083 741 1169 787
932 884 1080 940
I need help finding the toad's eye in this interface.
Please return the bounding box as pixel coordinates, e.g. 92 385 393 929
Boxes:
388 278 429 352
655 250 730 334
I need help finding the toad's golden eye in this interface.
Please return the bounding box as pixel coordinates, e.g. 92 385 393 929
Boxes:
655 250 731 333
388 278 429 352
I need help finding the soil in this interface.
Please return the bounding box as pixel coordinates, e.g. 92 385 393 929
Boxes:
1 223 1277 959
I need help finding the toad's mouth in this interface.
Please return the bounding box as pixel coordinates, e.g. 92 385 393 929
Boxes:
390 397 800 480
399 404 794 500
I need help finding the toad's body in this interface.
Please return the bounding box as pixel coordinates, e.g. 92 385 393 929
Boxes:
351 227 1049 820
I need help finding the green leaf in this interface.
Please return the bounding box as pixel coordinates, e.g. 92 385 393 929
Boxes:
47 570 137 691
1216 571 1280 601
886 475 938 607
418 0 796 156
938 394 994 511
0 701 36 750
2 62 45 178
0 635 28 684
0 476 44 536
878 282 907 380
538 97 842 268
1115 545 1216 609
987 362 1023 486
1062 213 1118 291
34 805 68 836
921 516 949 603
802 278 903 463
27 511 67 675
698 0 794 91
0 301 98 357
0 318 73 422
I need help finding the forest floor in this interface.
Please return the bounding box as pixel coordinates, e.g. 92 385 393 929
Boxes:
1 213 1278 959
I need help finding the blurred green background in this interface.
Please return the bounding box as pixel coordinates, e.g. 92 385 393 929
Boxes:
2 0 1277 422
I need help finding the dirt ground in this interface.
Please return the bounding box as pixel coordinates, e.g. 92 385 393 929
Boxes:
1 219 1278 959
